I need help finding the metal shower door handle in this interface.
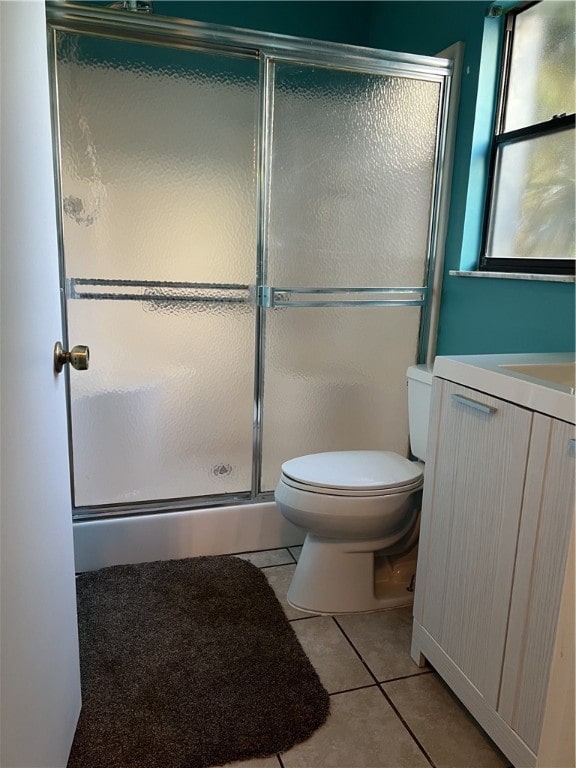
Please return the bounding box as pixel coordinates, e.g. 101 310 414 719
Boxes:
54 341 90 373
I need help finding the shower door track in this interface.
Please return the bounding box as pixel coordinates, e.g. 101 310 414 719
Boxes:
47 2 454 520
46 1 452 80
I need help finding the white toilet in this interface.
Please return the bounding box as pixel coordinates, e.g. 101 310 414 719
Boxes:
274 365 433 614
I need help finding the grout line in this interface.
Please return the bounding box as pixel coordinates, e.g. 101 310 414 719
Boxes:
236 547 289 555
288 614 320 622
333 617 437 768
331 617 381 685
328 682 379 697
378 683 438 768
287 548 299 564
331 617 431 685
378 669 434 683
257 561 295 569
237 549 296 569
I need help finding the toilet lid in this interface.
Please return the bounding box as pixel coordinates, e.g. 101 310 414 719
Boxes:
280 451 423 492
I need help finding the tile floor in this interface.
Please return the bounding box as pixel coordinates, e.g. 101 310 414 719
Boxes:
226 547 512 768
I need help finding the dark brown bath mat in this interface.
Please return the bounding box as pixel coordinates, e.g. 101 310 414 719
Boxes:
67 555 330 768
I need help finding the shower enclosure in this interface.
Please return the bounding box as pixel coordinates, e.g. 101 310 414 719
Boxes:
47 3 453 518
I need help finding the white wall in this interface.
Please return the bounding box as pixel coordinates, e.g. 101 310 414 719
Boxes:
0 2 81 766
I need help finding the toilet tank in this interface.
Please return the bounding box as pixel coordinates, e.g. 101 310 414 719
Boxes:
407 365 434 461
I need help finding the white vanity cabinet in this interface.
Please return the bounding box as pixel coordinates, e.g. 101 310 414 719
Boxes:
412 374 575 768
498 414 575 752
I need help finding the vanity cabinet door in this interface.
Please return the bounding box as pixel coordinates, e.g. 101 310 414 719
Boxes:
414 379 533 707
498 415 575 752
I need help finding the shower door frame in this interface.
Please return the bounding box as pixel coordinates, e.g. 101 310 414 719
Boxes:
46 1 454 520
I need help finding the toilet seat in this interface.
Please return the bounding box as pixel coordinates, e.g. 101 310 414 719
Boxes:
280 450 423 497
279 473 423 498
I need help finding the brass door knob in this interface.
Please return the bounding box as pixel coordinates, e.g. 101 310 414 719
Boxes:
54 341 90 373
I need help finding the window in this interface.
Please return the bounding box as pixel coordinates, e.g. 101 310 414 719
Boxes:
481 1 575 275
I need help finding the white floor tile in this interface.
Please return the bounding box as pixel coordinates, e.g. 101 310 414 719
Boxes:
249 550 510 768
336 607 429 681
288 545 303 562
235 549 294 568
281 687 430 768
263 564 314 620
291 616 374 693
383 673 509 768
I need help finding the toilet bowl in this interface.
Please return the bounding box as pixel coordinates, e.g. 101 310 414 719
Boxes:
274 365 433 615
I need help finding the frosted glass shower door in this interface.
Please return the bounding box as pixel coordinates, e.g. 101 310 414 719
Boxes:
260 62 442 491
56 33 259 507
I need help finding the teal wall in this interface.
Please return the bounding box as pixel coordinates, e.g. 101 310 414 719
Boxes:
90 0 575 355
116 2 374 45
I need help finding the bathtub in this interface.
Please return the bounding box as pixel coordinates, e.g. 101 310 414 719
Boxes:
73 500 305 572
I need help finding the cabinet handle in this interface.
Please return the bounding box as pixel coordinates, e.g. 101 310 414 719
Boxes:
451 394 497 415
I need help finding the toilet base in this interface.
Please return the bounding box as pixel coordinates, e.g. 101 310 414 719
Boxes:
287 533 417 615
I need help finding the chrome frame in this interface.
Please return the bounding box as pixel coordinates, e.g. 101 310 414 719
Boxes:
252 53 275 498
46 1 450 78
46 24 81 511
260 287 427 309
418 74 453 365
46 0 454 519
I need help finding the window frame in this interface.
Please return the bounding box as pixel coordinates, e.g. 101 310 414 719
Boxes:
480 1 575 276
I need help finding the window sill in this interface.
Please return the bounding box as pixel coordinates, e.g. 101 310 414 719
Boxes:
449 270 575 283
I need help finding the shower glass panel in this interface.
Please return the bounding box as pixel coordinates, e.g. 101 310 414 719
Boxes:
260 63 441 490
266 64 441 287
260 306 422 491
56 33 259 506
68 299 255 506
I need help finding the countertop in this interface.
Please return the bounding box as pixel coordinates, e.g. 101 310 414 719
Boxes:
432 353 575 424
